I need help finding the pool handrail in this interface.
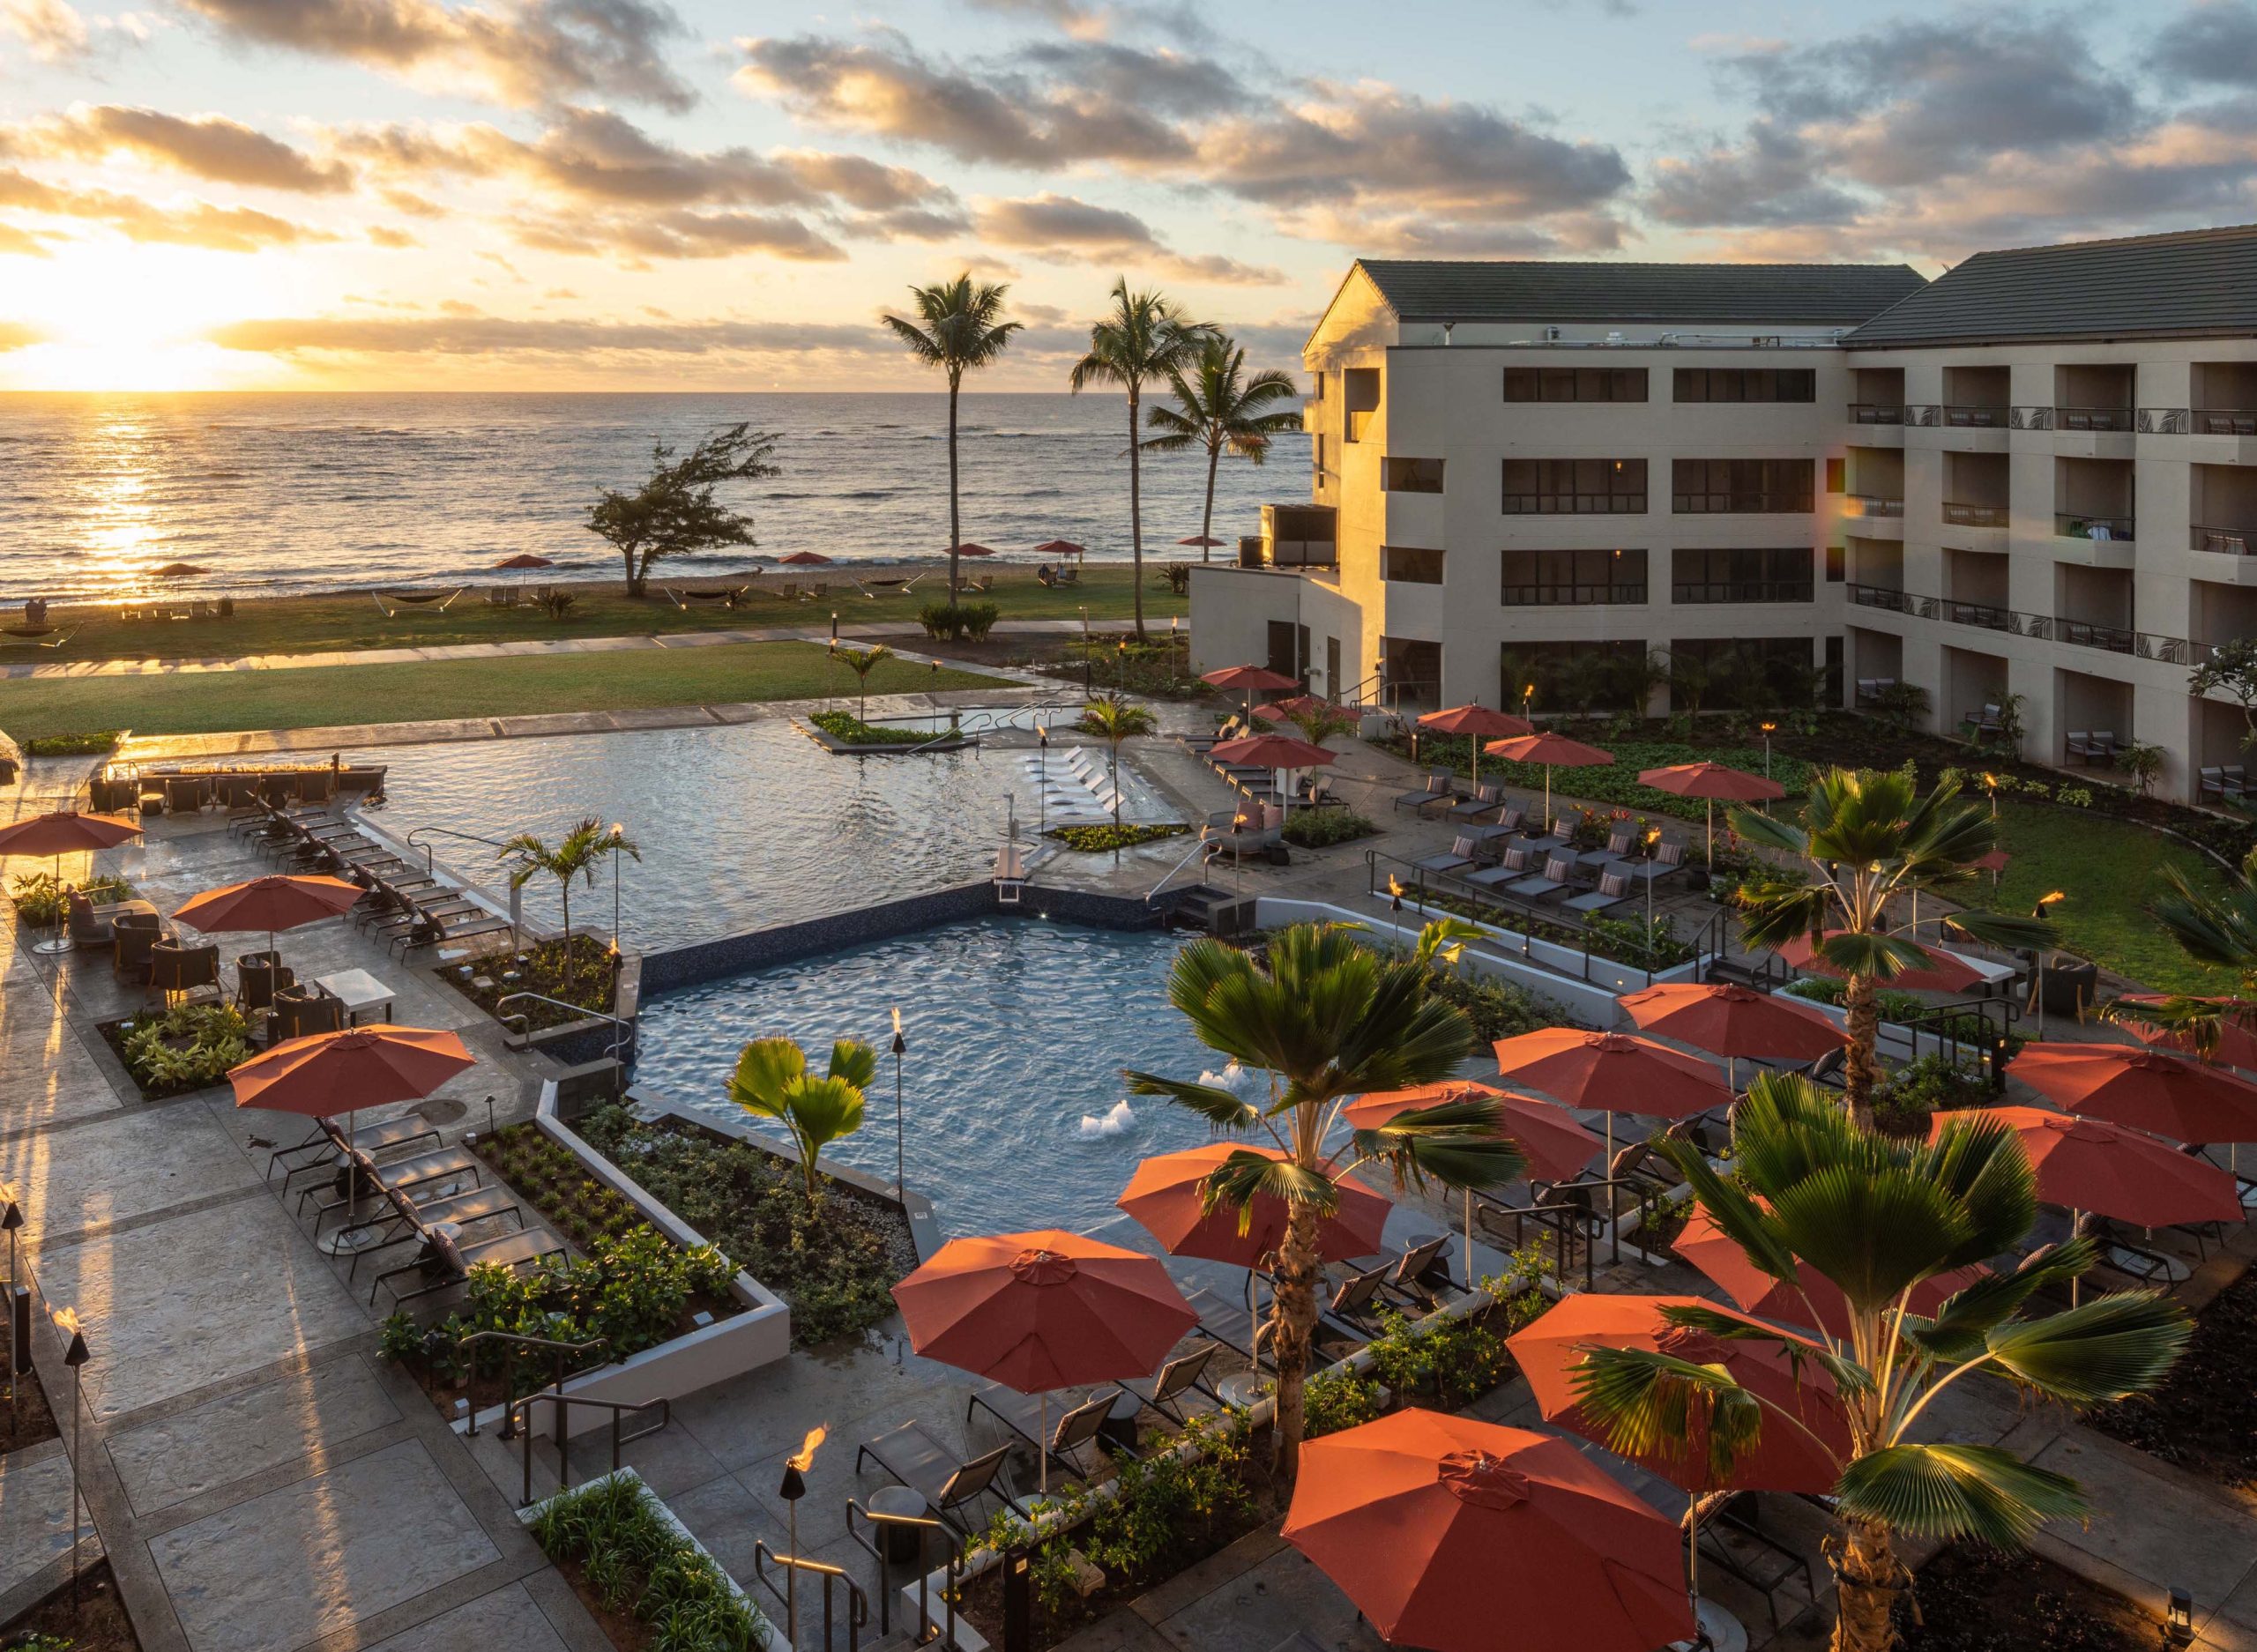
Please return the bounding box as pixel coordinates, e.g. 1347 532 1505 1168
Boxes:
495 989 633 1069
1145 826 1220 905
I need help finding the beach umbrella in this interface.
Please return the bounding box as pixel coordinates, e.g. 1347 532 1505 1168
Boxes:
173 873 364 971
1418 704 1533 789
1250 695 1339 725
0 810 142 956
152 562 208 578
1619 981 1846 1084
1637 762 1785 865
779 550 832 567
1774 930 1987 996
1116 1142 1391 1269
892 1230 1196 1491
1032 540 1086 559
1200 664 1298 721
492 553 555 570
2008 1043 2257 1144
1508 1294 1851 1495
1210 733 1336 826
1674 1199 1986 1341
949 542 996 558
2116 995 2257 1071
1282 1410 1694 1652
1489 1027 1731 1168
1933 1107 2239 1230
1177 535 1227 548
1482 732 1613 824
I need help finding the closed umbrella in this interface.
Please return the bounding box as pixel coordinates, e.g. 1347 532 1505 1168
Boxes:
1283 1410 1694 1652
0 810 142 955
2009 1042 2257 1144
1490 1026 1731 1169
1619 982 1846 1087
1483 732 1613 825
1419 704 1532 789
1116 1142 1390 1268
174 873 365 971
892 1230 1196 1492
1637 762 1785 865
1775 930 1986 996
1673 1198 1985 1341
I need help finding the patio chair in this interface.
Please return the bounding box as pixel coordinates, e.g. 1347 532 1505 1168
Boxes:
856 1423 1021 1530
68 889 153 949
2065 731 2095 764
1612 839 1687 888
2092 732 2120 764
303 1142 480 1224
1378 1233 1454 1305
1517 815 1579 859
2227 764 2249 801
2202 767 2229 801
1577 824 1636 870
149 941 222 1008
112 913 166 983
968 1386 1120 1483
346 1183 524 1284
1184 1283 1278 1370
1563 870 1635 918
163 776 211 814
235 955 294 1021
1391 769 1456 815
272 987 346 1042
1463 845 1529 890
1107 1343 1222 1426
374 1225 562 1306
398 905 512 956
1412 835 1481 877
1468 803 1527 846
1695 1495 1820 1631
1448 782 1502 822
1501 854 1581 904
1182 718 1244 755
1316 1264 1393 1343
1299 773 1344 809
269 1112 440 1187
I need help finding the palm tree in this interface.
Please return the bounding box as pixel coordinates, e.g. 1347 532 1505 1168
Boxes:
839 643 894 722
1140 334 1300 564
496 817 640 988
2112 845 2257 1052
1570 1074 2188 1652
1074 694 1158 850
1732 769 2051 1129
729 1035 877 1206
882 276 1023 601
1125 923 1523 1475
1070 279 1210 639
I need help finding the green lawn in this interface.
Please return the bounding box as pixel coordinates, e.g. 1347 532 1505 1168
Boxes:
0 642 1005 740
1985 799 2231 994
8 564 1188 666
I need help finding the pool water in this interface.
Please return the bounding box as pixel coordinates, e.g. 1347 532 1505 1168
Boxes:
631 918 1242 1236
366 717 1014 948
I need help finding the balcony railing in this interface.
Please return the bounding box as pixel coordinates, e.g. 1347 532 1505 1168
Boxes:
1849 403 1904 424
1843 494 1905 518
2010 406 2053 431
2057 618 2135 655
2195 408 2257 436
1845 581 2209 666
2193 525 2257 555
1942 405 2008 428
2055 406 2134 433
1941 598 2013 631
1501 494 1646 515
1671 581 1814 605
1903 405 1942 427
1501 583 1647 606
1941 501 2009 527
2139 407 2190 435
2056 512 2134 542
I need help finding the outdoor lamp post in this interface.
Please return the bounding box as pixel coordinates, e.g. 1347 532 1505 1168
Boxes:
2167 1589 2196 1648
1642 825 1662 934
1080 606 1091 693
1522 681 1536 721
56 1307 86 1608
1037 728 1048 836
1759 720 1777 778
2 1191 20 1423
890 1007 906 1200
608 823 624 949
2030 890 2067 1034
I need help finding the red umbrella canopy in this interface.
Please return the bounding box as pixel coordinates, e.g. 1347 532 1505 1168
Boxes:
493 552 555 569
891 1230 1198 1393
1209 733 1337 770
1283 1410 1694 1652
1250 695 1339 724
1636 761 1785 803
1776 931 1986 995
1032 540 1087 557
2117 996 2257 1071
1419 703 1533 740
1491 1028 1731 1124
1345 1079 1600 1183
1933 1107 2241 1228
1116 1143 1391 1267
1483 732 1613 767
1508 1294 1851 1495
1619 982 1848 1063
780 550 833 566
1177 534 1227 547
1674 1200 1985 1341
950 542 997 558
1201 664 1298 693
228 1025 475 1118
174 874 363 936
0 811 141 858
2008 1043 2257 1144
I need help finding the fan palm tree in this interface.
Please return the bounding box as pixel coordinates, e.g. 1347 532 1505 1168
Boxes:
882 276 1022 600
2117 845 2257 1052
1570 1074 2189 1652
1074 694 1158 850
1140 333 1300 565
1731 769 2052 1128
1125 923 1524 1475
496 817 640 987
1070 279 1210 639
839 643 894 722
729 1035 877 1206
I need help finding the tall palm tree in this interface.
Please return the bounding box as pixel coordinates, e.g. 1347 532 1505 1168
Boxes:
1125 923 1523 1475
840 643 894 722
1571 1074 2188 1652
496 816 640 987
1140 334 1300 564
882 275 1022 601
1074 693 1157 859
729 1036 877 1206
1732 769 2051 1128
1070 279 1210 639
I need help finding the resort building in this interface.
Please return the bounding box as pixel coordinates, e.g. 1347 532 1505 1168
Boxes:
1188 227 2257 801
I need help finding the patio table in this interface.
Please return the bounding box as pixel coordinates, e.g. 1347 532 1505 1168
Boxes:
311 967 397 1026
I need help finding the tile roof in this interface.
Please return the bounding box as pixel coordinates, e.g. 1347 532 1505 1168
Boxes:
1353 259 1927 328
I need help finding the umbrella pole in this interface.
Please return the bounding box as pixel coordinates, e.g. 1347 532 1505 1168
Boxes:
1706 800 1714 867
1464 1189 1473 1289
1039 1391 1049 1497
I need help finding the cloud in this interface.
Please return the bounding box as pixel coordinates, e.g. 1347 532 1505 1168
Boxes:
510 207 845 262
367 223 418 246
0 221 52 256
0 320 42 347
209 312 882 357
5 105 352 193
972 191 1281 283
2150 1 2257 87
380 187 443 216
175 0 694 112
0 166 339 248
2 0 87 60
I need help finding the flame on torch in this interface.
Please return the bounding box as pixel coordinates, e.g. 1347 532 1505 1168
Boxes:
52 1306 80 1336
787 1424 828 1472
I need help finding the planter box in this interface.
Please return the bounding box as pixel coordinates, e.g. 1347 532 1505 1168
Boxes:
519 1467 772 1631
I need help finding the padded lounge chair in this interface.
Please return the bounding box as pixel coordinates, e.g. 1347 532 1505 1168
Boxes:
968 1386 1120 1483
1563 869 1635 917
1107 1343 1222 1426
1184 1283 1275 1370
1317 1265 1393 1342
270 1112 439 1187
856 1423 1020 1531
1391 770 1456 815
1463 846 1530 889
346 1183 524 1284
1611 839 1687 888
1467 803 1526 846
1412 835 1481 877
1448 783 1502 823
1502 854 1580 903
374 1226 562 1306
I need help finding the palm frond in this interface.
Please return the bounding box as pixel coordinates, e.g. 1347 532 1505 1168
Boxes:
1834 1443 2086 1546
1121 1069 1262 1130
1570 1345 1767 1486
1978 1291 2193 1404
1200 1151 1337 1232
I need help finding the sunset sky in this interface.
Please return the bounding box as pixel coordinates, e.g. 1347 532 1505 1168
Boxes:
0 0 2238 391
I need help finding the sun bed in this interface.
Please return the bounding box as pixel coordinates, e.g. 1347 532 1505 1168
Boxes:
270 1112 439 1187
374 1226 563 1306
1106 1344 1222 1426
1447 783 1502 822
1183 1283 1275 1369
302 1143 480 1224
856 1422 1020 1531
1501 854 1581 903
1562 869 1635 918
349 1183 525 1287
1412 835 1481 877
967 1387 1120 1483
1391 769 1457 815
1463 846 1530 889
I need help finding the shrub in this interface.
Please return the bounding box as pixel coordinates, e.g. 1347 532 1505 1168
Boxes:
1045 822 1189 852
9 871 131 927
809 710 917 747
22 730 121 755
1424 967 1561 1040
113 1003 252 1095
1281 809 1378 849
1304 1366 1384 1438
540 590 578 620
917 601 1000 642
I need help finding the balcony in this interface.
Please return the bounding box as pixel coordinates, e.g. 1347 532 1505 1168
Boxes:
1844 494 1904 517
1671 580 1814 605
2054 406 2134 433
1941 598 2013 632
2194 524 2257 555
1849 403 1904 425
2056 512 2134 542
1942 502 2009 527
1943 405 2007 428
1845 581 2205 664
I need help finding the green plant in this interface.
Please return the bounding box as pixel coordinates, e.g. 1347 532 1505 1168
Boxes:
1423 967 1560 1040
9 871 132 926
1161 562 1194 596
496 816 639 973
1045 822 1188 852
531 1472 772 1648
808 710 917 747
838 643 894 721
1873 680 1931 733
586 424 780 598
883 274 1024 599
114 1002 253 1095
1081 1410 1255 1577
22 730 119 755
378 1312 423 1364
1076 693 1159 839
916 600 1000 642
728 1036 875 1204
6 1634 76 1651
1140 331 1299 567
1871 1053 1994 1133
1280 809 1378 849
1303 1366 1384 1437
540 589 578 621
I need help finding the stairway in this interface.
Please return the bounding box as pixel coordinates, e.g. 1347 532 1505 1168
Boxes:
1168 884 1255 938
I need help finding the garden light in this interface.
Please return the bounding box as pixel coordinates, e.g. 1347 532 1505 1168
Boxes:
2167 1587 2194 1646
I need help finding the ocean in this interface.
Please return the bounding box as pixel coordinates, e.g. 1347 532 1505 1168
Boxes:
0 391 1310 599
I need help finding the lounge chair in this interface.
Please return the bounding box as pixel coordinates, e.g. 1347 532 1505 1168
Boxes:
2202 766 2229 802
2227 763 2249 802
1316 1265 1392 1343
1576 825 1636 870
269 1112 439 1187
1464 845 1530 890
1184 1283 1276 1369
1107 1344 1222 1426
1391 770 1456 815
373 1225 562 1306
303 1142 480 1225
1412 835 1480 877
968 1387 1120 1483
1563 869 1635 918
1611 839 1687 888
1502 854 1580 903
2094 733 2121 765
856 1423 1020 1531
1448 783 1502 822
2065 731 2096 764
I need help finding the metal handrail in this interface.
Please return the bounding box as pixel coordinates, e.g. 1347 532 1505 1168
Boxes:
403 822 509 880
494 989 633 1070
1844 582 2216 669
753 1542 868 1652
510 1391 671 1506
1145 830 1220 905
845 1499 962 1648
457 1329 607 1440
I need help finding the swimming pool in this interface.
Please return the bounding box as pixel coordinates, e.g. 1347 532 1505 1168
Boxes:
631 917 1238 1236
366 716 1015 947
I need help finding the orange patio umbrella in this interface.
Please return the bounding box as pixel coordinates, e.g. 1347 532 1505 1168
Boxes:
1482 732 1613 822
1418 703 1533 788
1673 1199 1986 1341
1638 761 1785 865
492 552 555 570
1210 733 1337 824
1619 981 1847 1083
1201 663 1298 721
1116 1142 1390 1269
1033 539 1086 559
1775 930 1987 996
892 1230 1197 1491
1250 695 1339 725
1508 1294 1851 1495
1933 1107 2240 1231
174 872 364 965
949 542 996 557
2117 996 2257 1072
1491 1026 1732 1169
1177 534 1227 548
2010 1042 2257 1144
779 550 832 566
0 810 142 956
1283 1410 1694 1652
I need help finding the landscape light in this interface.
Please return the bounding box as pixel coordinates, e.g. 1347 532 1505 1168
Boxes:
2166 1588 2194 1647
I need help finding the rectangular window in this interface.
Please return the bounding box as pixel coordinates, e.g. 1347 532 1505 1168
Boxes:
1669 547 1815 604
1382 457 1445 493
1671 458 1814 513
1826 458 1846 495
1383 546 1446 584
1502 458 1646 514
1502 366 1649 403
1672 368 1816 403
1826 545 1845 583
1311 371 1326 401
1314 434 1325 476
1501 547 1648 606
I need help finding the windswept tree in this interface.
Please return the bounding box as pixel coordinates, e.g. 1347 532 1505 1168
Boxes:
730 1036 876 1206
839 643 895 722
1731 769 2051 1129
1071 279 1210 639
1141 333 1300 564
1126 922 1523 1475
883 275 1022 599
496 816 640 983
586 424 779 598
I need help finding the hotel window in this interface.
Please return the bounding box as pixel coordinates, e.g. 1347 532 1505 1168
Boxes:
1501 548 1648 606
1383 546 1446 584
1826 545 1845 583
1314 435 1325 477
1826 458 1846 494
1670 547 1814 604
1503 367 1649 403
1382 458 1445 493
1672 458 1814 513
1502 458 1646 514
1672 368 1816 403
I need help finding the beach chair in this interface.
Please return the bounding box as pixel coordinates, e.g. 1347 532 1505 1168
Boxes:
343 1183 525 1284
1107 1344 1222 1426
270 1112 440 1189
374 1226 562 1307
1464 846 1529 890
1412 835 1481 877
1501 854 1580 904
1612 839 1687 889
1185 1283 1277 1369
1447 783 1502 823
304 1142 481 1225
1468 803 1527 846
1316 1265 1393 1343
1379 1234 1455 1305
968 1387 1120 1483
856 1424 1020 1530
1577 824 1636 870
1391 769 1456 815
1562 869 1635 918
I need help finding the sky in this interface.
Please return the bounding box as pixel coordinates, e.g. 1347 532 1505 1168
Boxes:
0 0 2242 391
